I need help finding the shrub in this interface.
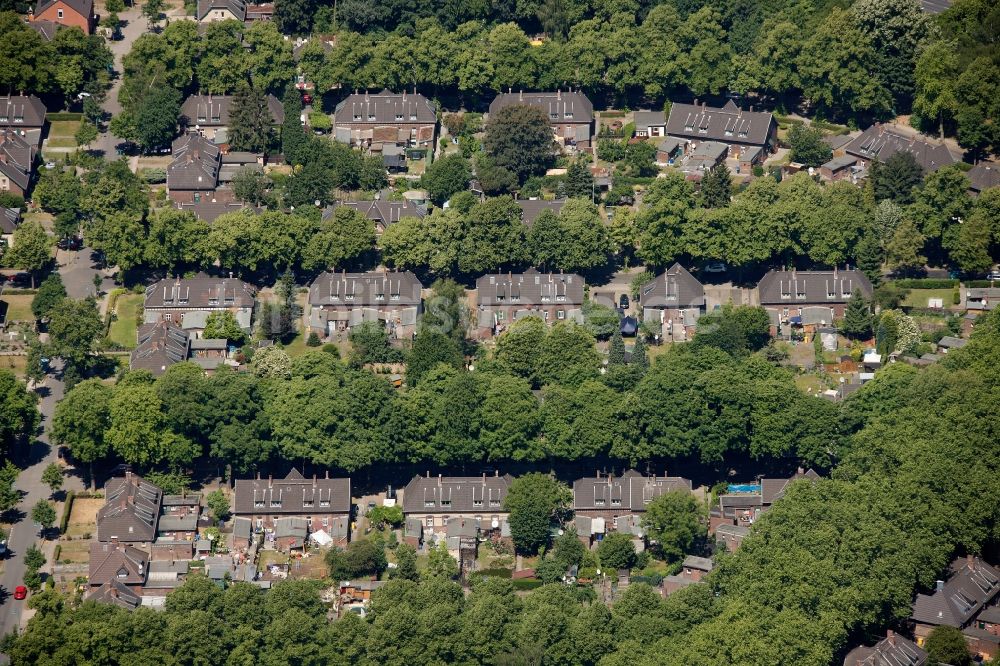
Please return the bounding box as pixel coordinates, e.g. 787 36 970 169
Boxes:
307 332 321 347
140 168 166 184
59 490 74 534
892 279 958 289
953 290 961 305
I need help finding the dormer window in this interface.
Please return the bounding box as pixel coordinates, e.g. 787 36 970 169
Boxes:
345 294 354 301
368 114 376 121
611 499 621 506
254 500 264 508
473 499 483 507
375 293 385 301
353 114 362 121
565 112 573 119
489 498 500 507
391 294 399 301
198 114 206 123
440 500 451 507
395 113 403 121
684 124 693 132
319 500 330 507
270 499 282 507
424 500 435 508
303 500 314 507
595 499 606 506
409 113 417 120
549 112 558 120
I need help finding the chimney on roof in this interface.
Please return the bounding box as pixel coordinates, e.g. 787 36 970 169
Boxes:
968 554 976 569
886 629 895 646
797 466 804 475
749 105 753 113
693 98 698 106
313 474 317 488
325 470 329 479
519 90 523 102
268 474 272 488
936 579 944 592
111 536 118 545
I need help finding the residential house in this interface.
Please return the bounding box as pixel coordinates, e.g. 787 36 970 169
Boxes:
489 90 594 149
27 19 62 41
446 517 479 575
233 469 352 539
634 111 666 138
0 95 47 136
402 472 514 534
665 100 777 161
936 335 967 353
87 580 143 611
30 0 94 34
911 556 1000 661
820 154 864 183
173 199 252 223
97 472 163 545
153 494 201 561
333 90 436 149
715 523 750 552
843 630 927 666
1 207 21 247
180 94 284 141
656 137 683 166
682 140 728 175
307 270 422 340
188 338 229 372
638 263 705 341
572 470 693 543
89 542 148 591
403 517 423 548
322 197 426 236
130 321 190 377
967 162 1000 195
475 269 585 337
196 0 246 22
515 199 566 226
756 268 873 334
143 275 256 336
274 517 309 551
710 468 820 534
844 123 958 174
663 555 714 596
244 2 274 21
167 132 224 203
0 130 37 198
966 287 1000 312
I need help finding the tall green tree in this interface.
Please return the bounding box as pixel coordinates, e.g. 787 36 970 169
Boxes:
0 370 38 457
483 104 554 183
503 473 570 554
31 273 66 320
421 154 472 206
787 125 832 167
6 221 51 288
700 163 732 208
565 157 594 200
842 289 874 339
228 84 274 154
641 490 706 562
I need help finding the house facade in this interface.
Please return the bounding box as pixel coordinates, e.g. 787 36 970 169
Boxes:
233 469 352 539
911 556 1000 661
843 630 927 666
143 275 255 336
572 470 693 540
89 542 148 590
307 270 422 340
180 94 284 141
665 100 777 161
639 263 705 341
333 90 436 149
31 0 94 33
402 473 514 534
97 472 164 545
757 268 873 334
196 0 246 22
634 111 666 138
475 270 585 337
489 90 594 150
0 130 36 198
322 197 426 236
844 123 958 174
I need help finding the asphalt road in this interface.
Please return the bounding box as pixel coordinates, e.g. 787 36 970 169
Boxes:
93 9 146 161
0 361 78 650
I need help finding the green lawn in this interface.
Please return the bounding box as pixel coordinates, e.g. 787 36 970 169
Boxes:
108 294 143 349
48 120 81 138
46 137 78 148
902 289 957 309
1 295 34 322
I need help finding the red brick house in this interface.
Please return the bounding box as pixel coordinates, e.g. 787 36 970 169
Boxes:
30 0 94 34
843 630 927 666
307 270 423 341
0 130 36 198
143 275 256 336
757 268 873 335
333 90 436 149
572 470 693 542
489 90 594 150
402 472 513 535
89 542 148 590
166 132 223 204
638 263 705 342
97 472 164 546
233 469 352 540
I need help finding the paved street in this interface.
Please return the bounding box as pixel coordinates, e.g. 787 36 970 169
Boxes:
0 361 82 654
55 246 113 303
93 8 146 160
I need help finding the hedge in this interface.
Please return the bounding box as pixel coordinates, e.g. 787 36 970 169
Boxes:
60 490 75 534
47 112 83 121
511 578 544 590
630 573 664 586
892 278 959 289
54 544 61 562
965 280 1000 288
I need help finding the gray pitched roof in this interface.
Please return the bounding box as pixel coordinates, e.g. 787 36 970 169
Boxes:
640 263 705 309
308 270 422 307
27 19 61 41
180 94 284 128
173 199 256 223
0 96 46 128
757 269 873 305
333 90 436 125
666 100 775 146
516 199 565 226
843 632 927 666
197 0 246 20
233 469 351 515
144 275 255 310
573 470 692 512
87 579 143 611
130 321 190 376
402 474 514 514
89 542 148 586
476 270 585 307
33 0 93 20
844 124 958 174
760 468 820 505
682 555 714 572
0 207 21 234
0 130 35 190
489 91 594 125
98 473 163 542
323 198 426 228
911 557 1000 627
968 162 1000 193
168 132 221 191
634 111 665 131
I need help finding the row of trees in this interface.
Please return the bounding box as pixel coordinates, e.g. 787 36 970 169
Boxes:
0 13 113 105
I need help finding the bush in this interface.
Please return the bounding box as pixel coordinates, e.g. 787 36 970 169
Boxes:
965 280 999 288
306 331 321 347
953 290 961 305
140 168 166 184
54 545 61 562
46 112 83 121
511 579 544 590
60 490 74 534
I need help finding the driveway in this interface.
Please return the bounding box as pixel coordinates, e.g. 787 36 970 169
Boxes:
0 361 83 657
93 8 147 161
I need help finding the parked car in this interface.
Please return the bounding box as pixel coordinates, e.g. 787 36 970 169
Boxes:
57 237 82 251
619 294 630 309
0 540 7 557
301 93 313 104
703 261 727 273
987 271 1000 281
13 586 27 600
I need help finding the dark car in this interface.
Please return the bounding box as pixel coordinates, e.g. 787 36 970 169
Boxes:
619 294 630 309
57 237 82 251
